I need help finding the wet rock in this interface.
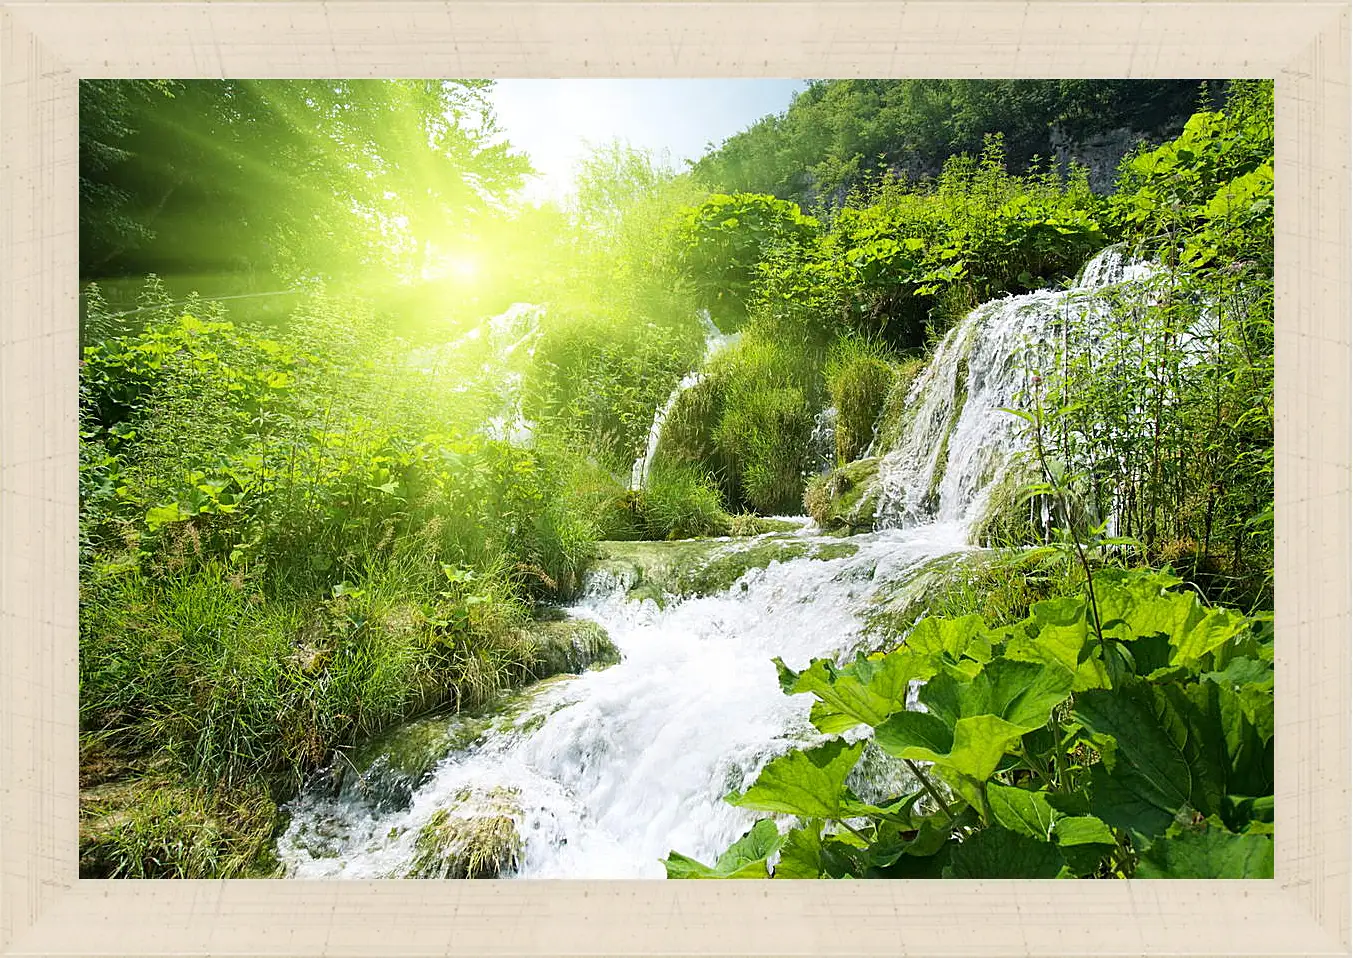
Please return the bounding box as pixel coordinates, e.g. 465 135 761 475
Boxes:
406 786 523 879
335 714 488 813
804 457 882 533
521 618 619 678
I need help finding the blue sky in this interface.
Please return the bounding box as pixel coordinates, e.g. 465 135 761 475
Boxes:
487 79 806 203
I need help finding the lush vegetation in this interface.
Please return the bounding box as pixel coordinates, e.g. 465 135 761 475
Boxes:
664 567 1273 879
691 79 1221 206
79 77 1272 879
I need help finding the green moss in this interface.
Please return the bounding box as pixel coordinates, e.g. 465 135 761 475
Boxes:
407 787 523 879
522 617 619 677
812 542 861 561
678 539 810 594
727 513 804 536
970 460 1041 547
334 713 487 812
590 534 854 601
79 777 279 878
804 457 882 533
863 549 1085 646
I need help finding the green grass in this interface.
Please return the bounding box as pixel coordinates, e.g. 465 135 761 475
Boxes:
825 335 896 464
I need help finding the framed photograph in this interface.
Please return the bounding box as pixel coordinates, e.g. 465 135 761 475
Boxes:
2 1 1347 955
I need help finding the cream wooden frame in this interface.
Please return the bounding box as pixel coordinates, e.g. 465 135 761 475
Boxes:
1 2 1347 955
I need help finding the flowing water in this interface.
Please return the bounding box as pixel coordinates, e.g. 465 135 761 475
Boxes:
629 311 740 490
277 246 1151 879
872 246 1157 527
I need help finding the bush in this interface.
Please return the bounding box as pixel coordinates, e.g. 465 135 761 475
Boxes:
825 336 896 464
639 466 731 540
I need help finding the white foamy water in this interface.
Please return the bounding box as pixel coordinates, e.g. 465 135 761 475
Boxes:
873 246 1157 528
277 522 971 879
277 247 1155 880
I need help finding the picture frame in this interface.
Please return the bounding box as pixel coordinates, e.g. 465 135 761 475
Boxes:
1 1 1347 955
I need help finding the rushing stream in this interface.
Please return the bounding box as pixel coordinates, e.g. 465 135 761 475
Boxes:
276 246 1152 879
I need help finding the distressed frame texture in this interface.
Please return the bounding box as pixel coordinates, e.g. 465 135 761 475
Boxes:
1 2 1348 956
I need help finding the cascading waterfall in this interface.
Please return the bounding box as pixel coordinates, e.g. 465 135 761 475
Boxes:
409 302 544 447
808 406 839 475
276 246 1153 880
872 245 1157 529
629 310 740 490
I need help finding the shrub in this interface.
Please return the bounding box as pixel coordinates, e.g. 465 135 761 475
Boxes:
825 336 896 463
639 466 732 540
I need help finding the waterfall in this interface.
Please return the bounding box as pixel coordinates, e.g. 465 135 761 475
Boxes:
629 310 740 490
808 406 839 475
276 246 1156 880
408 303 544 447
872 245 1157 530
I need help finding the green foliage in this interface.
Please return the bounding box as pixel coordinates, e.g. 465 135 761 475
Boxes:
1028 81 1274 608
693 79 1214 206
638 466 732 540
79 777 279 879
674 193 819 331
80 79 529 288
653 329 823 515
665 568 1273 879
824 336 896 463
524 307 704 471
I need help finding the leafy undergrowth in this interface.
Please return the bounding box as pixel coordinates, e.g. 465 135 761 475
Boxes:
664 567 1273 879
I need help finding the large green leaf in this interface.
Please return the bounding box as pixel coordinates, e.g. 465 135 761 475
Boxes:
906 614 993 665
988 784 1060 840
942 825 1065 879
1007 596 1090 673
920 659 1072 733
983 659 1075 730
663 819 783 879
771 822 824 878
873 710 953 757
728 739 865 818
1135 823 1274 878
894 714 1028 782
1052 815 1117 876
1170 608 1249 665
779 650 934 729
1074 685 1192 836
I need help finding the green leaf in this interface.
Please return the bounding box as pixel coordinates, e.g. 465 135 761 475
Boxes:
662 819 783 879
1005 598 1088 674
728 740 865 819
1052 815 1116 846
903 714 1028 782
771 822 823 878
988 784 1060 840
1074 685 1192 836
785 650 934 728
144 502 184 531
906 615 993 665
873 710 953 757
942 825 1064 878
1135 823 1274 878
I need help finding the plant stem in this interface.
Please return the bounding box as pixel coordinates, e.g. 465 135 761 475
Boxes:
903 759 956 827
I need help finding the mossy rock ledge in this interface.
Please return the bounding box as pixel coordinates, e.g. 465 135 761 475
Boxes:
407 786 524 879
804 457 883 534
332 619 616 813
522 617 620 678
589 535 860 603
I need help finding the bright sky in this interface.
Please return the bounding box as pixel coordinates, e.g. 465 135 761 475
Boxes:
487 79 806 204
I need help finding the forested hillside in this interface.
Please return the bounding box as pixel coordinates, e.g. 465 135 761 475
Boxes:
691 79 1223 204
78 79 1273 882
